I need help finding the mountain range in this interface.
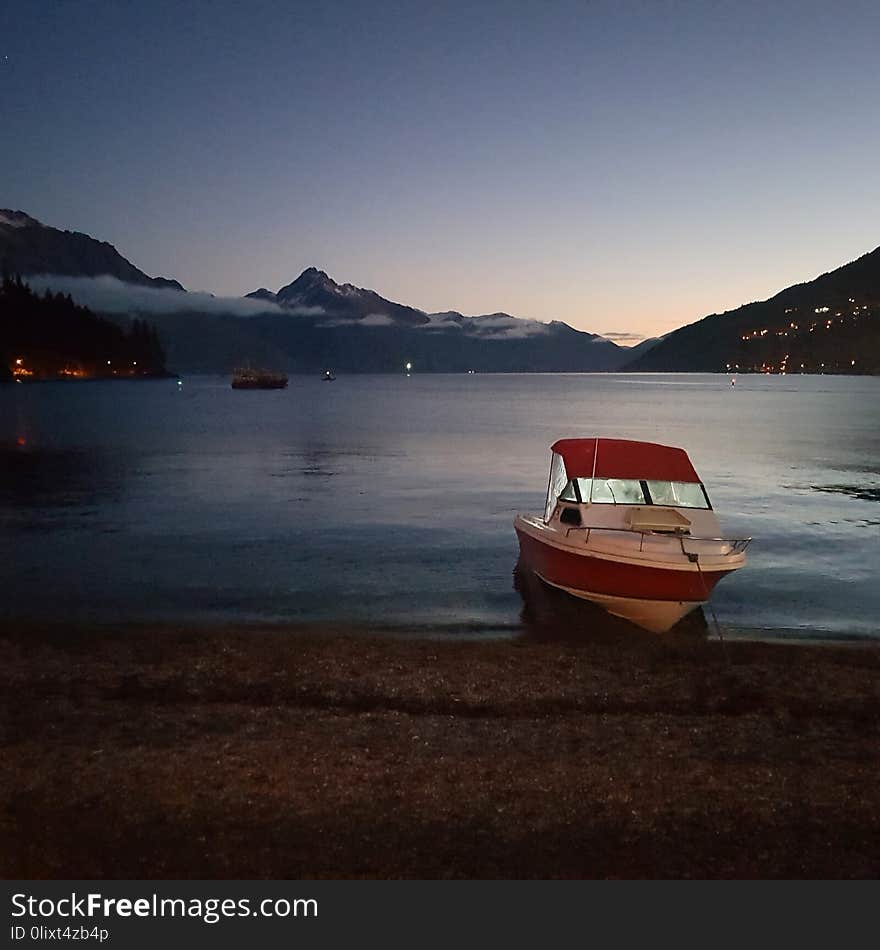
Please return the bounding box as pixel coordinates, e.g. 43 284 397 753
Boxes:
2 208 877 374
1 209 657 373
151 265 660 373
0 209 184 291
628 245 880 374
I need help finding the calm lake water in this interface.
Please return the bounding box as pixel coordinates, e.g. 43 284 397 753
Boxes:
2 373 878 640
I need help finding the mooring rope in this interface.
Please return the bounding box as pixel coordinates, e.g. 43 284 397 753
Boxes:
687 550 730 664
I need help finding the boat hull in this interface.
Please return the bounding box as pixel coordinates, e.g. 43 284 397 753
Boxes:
534 578 701 633
514 519 735 634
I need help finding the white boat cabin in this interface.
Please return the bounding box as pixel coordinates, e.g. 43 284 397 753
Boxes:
543 438 729 550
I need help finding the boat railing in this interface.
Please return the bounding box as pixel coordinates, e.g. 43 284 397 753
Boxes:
563 523 752 556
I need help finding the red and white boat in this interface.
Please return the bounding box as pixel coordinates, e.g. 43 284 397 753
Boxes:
514 438 750 633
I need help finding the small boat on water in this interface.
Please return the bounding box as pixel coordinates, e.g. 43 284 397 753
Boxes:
514 438 750 633
323 369 336 381
231 367 288 389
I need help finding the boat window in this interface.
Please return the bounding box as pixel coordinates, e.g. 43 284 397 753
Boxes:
571 477 711 508
559 506 582 526
588 478 647 504
544 452 569 522
559 481 578 502
645 481 711 509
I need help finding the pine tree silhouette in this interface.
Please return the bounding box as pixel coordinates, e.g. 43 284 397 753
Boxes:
1 276 168 379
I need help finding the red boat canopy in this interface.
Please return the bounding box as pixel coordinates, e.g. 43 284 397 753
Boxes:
550 438 701 483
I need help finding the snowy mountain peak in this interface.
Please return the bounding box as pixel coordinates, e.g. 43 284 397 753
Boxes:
298 266 332 282
0 209 44 229
245 287 278 302
277 267 341 302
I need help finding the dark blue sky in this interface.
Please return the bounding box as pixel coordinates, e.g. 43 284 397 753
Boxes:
3 0 879 338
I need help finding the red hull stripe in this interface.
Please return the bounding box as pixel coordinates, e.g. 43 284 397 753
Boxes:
516 528 728 602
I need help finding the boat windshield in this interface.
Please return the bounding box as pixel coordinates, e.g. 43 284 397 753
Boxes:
544 452 569 521
560 477 711 509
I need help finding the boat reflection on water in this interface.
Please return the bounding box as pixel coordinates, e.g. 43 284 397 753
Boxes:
513 561 709 644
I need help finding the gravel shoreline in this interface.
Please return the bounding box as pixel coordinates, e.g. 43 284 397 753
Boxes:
2 622 878 878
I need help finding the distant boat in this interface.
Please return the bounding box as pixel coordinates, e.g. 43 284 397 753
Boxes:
323 369 336 381
231 367 288 389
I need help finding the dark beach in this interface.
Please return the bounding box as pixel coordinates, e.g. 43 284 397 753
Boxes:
2 621 878 879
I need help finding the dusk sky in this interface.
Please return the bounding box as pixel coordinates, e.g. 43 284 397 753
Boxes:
4 0 879 341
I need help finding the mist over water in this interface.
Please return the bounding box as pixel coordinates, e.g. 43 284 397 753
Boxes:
2 373 878 640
